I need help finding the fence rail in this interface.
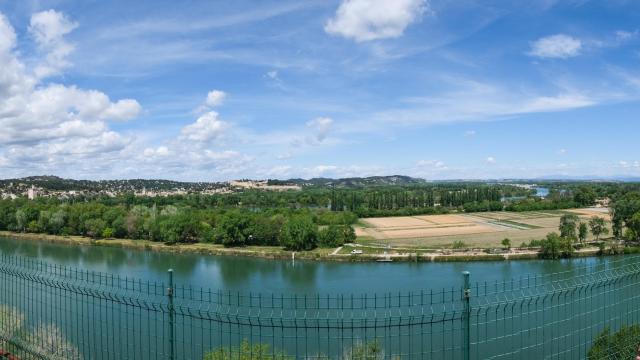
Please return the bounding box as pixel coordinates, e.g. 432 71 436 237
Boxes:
1 254 639 359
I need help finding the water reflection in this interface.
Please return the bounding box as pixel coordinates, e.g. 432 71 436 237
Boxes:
0 237 636 296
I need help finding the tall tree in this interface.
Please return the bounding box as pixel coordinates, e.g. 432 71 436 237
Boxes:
280 215 318 251
578 222 588 245
559 214 580 240
588 216 609 242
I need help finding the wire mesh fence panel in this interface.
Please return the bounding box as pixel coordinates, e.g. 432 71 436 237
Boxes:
1 253 640 359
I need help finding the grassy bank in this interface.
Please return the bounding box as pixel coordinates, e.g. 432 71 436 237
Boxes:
0 230 608 263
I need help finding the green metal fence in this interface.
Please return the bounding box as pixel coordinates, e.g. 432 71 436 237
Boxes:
0 254 639 359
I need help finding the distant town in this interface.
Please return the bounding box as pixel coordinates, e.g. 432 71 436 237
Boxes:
0 176 302 200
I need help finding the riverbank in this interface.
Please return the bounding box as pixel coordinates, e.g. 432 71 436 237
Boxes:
0 230 607 263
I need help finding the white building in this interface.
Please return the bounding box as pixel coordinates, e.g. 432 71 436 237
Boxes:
27 186 38 200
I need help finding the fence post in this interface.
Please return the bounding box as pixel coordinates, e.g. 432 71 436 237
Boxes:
168 269 175 360
462 271 471 360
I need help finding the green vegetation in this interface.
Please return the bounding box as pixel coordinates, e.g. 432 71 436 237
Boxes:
203 340 285 360
203 340 385 360
539 232 574 259
588 325 640 360
559 214 580 240
0 305 81 360
589 216 609 241
0 197 357 250
452 240 467 249
1 181 640 257
319 225 356 248
578 222 588 245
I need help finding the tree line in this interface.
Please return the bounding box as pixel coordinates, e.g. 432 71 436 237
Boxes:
0 199 355 250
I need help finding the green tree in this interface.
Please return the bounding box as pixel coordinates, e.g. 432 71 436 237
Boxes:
578 222 588 245
49 210 66 235
318 225 356 248
573 186 597 207
559 214 579 240
627 212 640 242
539 232 574 259
588 325 640 360
280 215 318 251
102 227 114 238
158 213 202 244
215 211 251 247
203 339 280 360
84 218 106 239
501 238 511 250
588 216 609 242
15 209 27 232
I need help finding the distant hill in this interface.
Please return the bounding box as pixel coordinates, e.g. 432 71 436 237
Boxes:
0 175 226 193
274 175 427 188
1 175 635 196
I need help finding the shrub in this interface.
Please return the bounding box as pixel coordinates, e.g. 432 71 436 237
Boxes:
318 225 356 248
452 240 467 249
203 340 284 360
588 325 640 360
539 232 574 259
280 215 318 251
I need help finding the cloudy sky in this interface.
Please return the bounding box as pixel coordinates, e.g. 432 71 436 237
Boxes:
0 0 639 181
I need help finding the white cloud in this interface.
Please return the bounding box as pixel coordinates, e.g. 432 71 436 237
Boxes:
615 30 638 42
325 0 428 42
0 10 142 174
143 146 170 158
307 165 338 177
266 70 279 80
180 111 229 143
416 159 446 169
486 157 496 164
369 78 597 127
618 160 640 169
558 148 567 155
529 34 582 59
29 10 78 78
259 165 293 178
0 13 16 53
306 117 334 142
464 130 476 137
205 90 226 107
276 152 292 160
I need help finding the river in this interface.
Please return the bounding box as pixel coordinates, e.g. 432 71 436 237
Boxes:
0 236 615 293
0 237 638 359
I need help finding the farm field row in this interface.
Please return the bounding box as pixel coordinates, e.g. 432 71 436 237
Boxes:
354 208 611 248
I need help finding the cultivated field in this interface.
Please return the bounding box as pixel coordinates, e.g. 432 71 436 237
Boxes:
355 208 612 248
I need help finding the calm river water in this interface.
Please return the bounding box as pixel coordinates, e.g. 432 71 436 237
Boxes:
0 237 617 293
1 237 638 359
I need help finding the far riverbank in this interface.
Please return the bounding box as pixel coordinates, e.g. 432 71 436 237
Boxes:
0 230 619 263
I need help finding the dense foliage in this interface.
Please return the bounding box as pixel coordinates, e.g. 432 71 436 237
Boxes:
588 325 640 360
1 181 639 252
0 197 355 249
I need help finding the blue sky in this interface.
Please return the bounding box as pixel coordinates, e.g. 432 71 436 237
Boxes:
0 0 639 180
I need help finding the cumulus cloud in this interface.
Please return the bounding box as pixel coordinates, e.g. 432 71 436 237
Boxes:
180 111 229 143
529 34 582 59
325 0 428 42
618 160 640 169
29 10 78 78
306 117 334 142
0 10 141 174
416 159 446 169
205 90 226 107
486 156 496 164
